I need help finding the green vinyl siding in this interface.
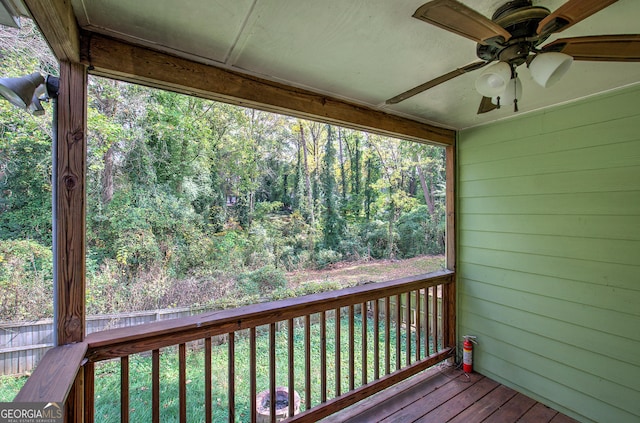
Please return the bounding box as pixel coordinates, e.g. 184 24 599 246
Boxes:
458 84 640 423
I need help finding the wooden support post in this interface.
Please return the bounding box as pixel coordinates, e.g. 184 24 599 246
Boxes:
445 144 455 272
445 143 457 354
55 61 87 422
55 60 87 345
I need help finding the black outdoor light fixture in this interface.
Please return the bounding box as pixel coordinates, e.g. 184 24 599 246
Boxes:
0 71 59 114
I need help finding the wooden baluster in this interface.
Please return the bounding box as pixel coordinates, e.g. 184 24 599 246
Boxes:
416 289 421 361
204 338 212 423
395 294 401 371
361 301 367 385
384 296 390 376
304 315 311 411
405 292 411 367
250 327 257 423
84 361 95 423
373 299 379 380
335 307 341 397
443 280 456 350
348 305 355 391
320 311 327 403
179 344 187 423
228 332 235 423
432 286 439 352
424 287 430 356
152 349 160 423
121 355 129 423
287 319 295 418
270 323 276 423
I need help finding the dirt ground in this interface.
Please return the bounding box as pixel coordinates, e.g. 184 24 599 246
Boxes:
286 255 446 288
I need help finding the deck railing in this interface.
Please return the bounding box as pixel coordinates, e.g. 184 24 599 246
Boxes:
16 269 455 422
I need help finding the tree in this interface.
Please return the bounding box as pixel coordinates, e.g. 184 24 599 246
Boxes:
297 121 315 225
321 124 344 251
343 130 364 219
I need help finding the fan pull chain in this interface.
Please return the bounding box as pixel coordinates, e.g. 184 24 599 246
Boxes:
512 73 519 112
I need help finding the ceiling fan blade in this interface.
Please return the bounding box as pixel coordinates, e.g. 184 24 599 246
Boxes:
537 0 619 36
542 34 640 61
386 61 488 105
413 0 511 46
477 96 497 114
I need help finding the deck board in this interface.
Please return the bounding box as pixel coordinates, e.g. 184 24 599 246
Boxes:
328 366 580 423
483 393 537 423
519 402 560 422
415 376 500 422
378 372 483 423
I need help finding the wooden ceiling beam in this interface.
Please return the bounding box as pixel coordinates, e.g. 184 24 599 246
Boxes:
22 0 80 63
80 31 455 145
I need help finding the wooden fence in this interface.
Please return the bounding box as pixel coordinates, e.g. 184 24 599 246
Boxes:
0 306 213 376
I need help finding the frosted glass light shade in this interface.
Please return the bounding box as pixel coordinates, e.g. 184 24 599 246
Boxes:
475 62 512 97
491 76 522 106
530 52 573 88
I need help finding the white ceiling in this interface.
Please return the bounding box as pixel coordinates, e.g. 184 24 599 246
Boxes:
70 0 640 130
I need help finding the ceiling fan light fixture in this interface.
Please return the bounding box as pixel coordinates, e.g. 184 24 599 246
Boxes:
475 61 512 97
529 52 573 88
491 76 522 107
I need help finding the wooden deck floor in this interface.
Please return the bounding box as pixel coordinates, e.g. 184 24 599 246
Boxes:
326 365 579 423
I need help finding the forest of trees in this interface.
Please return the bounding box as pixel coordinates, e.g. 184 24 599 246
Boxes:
0 21 446 321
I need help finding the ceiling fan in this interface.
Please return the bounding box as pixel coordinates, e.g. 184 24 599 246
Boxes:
386 0 640 113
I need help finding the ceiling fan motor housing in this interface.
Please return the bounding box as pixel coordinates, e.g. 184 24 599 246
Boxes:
476 0 551 63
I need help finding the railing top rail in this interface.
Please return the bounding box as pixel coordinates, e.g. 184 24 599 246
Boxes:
14 342 87 403
85 270 453 361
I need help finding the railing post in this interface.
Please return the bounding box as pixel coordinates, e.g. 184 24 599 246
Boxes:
443 277 456 350
84 362 94 423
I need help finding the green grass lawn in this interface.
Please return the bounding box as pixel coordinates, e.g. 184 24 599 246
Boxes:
0 375 27 401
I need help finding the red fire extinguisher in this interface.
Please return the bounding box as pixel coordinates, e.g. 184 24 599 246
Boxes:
463 335 477 373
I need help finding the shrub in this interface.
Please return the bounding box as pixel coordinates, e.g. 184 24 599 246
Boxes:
396 205 444 257
315 249 342 269
271 280 343 300
236 265 287 296
360 220 398 259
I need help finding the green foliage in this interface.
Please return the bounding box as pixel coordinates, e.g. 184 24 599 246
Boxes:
270 279 343 300
0 375 26 401
360 220 398 259
237 265 287 296
315 249 342 269
396 205 444 257
0 239 53 320
337 224 368 261
320 125 345 250
253 201 283 220
0 103 53 244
